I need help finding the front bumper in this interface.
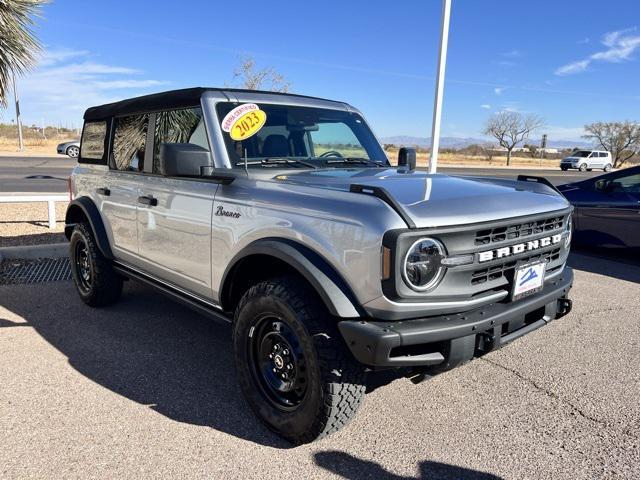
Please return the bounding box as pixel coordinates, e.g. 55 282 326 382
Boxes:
339 267 573 368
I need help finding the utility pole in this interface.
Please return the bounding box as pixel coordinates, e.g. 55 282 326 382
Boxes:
428 0 452 174
12 71 24 151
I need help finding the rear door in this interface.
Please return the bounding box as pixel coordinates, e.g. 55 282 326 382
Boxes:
575 171 640 248
99 113 149 264
135 107 217 298
588 152 602 168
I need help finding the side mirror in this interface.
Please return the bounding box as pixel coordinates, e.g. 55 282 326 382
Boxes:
159 143 213 177
398 147 417 171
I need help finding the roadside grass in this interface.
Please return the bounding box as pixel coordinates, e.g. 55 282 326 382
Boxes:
385 149 562 168
0 123 78 155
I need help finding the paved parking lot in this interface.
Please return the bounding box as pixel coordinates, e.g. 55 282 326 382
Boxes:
1 251 638 479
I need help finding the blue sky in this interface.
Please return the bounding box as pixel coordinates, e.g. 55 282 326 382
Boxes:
2 0 640 142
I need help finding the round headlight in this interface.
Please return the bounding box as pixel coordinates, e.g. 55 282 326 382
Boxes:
402 238 445 291
564 214 572 248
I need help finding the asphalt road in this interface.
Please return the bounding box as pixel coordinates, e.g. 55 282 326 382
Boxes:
437 166 602 185
0 155 73 193
1 251 638 479
0 155 604 193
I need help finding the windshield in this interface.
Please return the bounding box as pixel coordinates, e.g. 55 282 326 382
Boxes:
216 102 388 168
571 150 591 157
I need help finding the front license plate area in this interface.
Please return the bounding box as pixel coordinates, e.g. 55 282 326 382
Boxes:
512 261 546 301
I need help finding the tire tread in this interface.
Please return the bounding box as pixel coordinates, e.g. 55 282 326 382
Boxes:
234 275 365 444
70 223 122 307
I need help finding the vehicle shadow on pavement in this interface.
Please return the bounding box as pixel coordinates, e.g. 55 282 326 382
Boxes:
1 280 292 448
314 451 503 480
568 250 640 283
0 233 66 248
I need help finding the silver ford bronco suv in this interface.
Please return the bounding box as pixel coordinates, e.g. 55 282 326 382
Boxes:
65 88 574 444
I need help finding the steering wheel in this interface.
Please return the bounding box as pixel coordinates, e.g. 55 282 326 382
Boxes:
318 150 344 158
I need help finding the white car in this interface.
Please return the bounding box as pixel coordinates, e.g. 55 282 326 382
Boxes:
560 150 612 172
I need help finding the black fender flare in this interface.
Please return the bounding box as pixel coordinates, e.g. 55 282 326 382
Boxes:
64 196 114 259
220 239 362 318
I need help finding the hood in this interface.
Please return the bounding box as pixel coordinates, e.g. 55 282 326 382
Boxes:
273 168 570 228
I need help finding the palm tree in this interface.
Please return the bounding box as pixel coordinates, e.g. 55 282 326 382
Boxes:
0 0 47 106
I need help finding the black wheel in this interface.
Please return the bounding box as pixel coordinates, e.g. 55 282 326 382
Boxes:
66 145 79 158
561 166 568 171
69 223 123 307
604 163 613 172
579 163 587 172
232 276 366 444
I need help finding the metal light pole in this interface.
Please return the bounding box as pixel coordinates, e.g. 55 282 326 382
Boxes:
428 0 452 174
12 71 24 151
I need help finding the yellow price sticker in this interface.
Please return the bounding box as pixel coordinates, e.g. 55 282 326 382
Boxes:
221 103 267 141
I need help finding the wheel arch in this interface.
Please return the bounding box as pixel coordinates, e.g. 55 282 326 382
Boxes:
65 197 113 259
220 239 362 319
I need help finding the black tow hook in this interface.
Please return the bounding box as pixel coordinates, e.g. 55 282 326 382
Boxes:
556 297 573 318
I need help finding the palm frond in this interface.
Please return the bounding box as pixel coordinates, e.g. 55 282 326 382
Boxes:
0 0 48 107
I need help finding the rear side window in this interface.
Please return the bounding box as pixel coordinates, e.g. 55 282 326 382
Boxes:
80 121 107 162
599 152 608 157
153 107 207 173
112 114 149 172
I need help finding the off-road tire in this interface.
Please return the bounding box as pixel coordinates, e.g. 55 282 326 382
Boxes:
579 163 588 172
69 222 123 307
232 275 366 444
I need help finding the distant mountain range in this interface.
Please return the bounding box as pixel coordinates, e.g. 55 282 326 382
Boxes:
380 135 593 150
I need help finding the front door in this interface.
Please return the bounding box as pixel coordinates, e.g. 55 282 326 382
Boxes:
135 108 217 298
575 171 640 248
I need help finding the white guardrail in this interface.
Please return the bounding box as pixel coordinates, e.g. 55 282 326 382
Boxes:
0 194 68 230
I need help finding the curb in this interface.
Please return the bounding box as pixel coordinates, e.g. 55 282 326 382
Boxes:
0 242 68 261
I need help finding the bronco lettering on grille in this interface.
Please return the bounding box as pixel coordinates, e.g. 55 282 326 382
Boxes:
477 234 562 263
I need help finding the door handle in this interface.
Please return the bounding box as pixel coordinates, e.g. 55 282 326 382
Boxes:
96 187 110 196
138 195 157 206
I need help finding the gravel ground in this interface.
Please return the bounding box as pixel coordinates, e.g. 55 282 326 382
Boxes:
0 252 638 479
0 201 67 247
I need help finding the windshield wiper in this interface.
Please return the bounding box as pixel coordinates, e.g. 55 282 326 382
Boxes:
235 157 318 169
325 157 385 167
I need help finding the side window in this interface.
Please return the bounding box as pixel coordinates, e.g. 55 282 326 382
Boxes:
80 121 107 161
599 152 608 158
153 107 206 174
112 114 149 172
612 173 640 193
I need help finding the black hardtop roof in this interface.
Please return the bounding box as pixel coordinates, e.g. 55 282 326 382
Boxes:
83 87 344 121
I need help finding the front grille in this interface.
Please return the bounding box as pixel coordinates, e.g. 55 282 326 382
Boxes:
471 247 561 285
474 215 564 246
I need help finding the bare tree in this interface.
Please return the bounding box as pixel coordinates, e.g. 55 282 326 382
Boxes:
0 0 48 106
583 121 640 168
483 112 544 165
228 56 291 93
